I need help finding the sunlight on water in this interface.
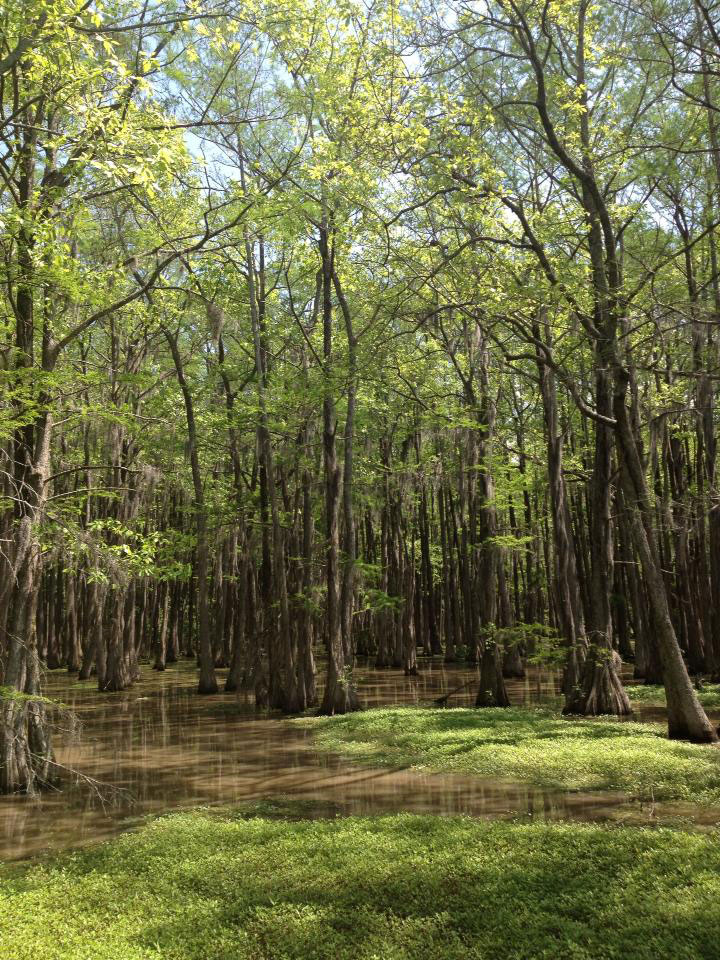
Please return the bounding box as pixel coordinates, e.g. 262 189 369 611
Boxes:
1 660 715 862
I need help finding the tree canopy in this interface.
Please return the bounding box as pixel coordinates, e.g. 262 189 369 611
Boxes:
2 0 720 793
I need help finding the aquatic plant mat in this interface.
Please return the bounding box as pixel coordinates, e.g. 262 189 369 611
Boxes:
301 706 720 804
2 811 719 960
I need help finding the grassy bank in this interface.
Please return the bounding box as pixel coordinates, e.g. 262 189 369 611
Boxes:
2 811 720 960
628 683 720 710
301 707 720 804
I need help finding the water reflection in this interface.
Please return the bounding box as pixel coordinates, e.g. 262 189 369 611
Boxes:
0 660 716 863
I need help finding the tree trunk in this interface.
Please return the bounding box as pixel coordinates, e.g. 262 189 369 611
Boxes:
165 329 218 695
319 222 359 715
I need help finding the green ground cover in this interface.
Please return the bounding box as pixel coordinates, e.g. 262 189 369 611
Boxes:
2 811 720 960
627 683 720 710
301 706 720 803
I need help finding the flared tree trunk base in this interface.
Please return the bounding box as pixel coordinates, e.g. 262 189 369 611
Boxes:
666 717 719 743
665 680 719 744
562 645 586 701
563 658 632 716
475 646 510 707
502 649 525 679
319 673 361 715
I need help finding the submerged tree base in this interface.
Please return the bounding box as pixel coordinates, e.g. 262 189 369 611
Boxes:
475 645 510 707
317 688 361 716
0 700 55 796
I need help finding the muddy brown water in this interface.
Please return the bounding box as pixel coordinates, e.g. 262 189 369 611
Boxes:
1 660 717 863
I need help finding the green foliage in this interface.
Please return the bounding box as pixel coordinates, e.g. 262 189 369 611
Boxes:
301 707 720 804
2 812 720 960
0 688 62 710
518 625 566 668
485 534 534 552
359 587 405 614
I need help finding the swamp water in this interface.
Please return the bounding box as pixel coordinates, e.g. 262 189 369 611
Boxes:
1 660 716 862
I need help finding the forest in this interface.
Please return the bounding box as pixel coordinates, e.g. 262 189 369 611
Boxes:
2 1 720 958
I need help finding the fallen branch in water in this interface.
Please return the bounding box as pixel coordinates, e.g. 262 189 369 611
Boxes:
432 679 476 707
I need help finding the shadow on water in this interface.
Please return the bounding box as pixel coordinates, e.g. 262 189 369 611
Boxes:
0 659 716 862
